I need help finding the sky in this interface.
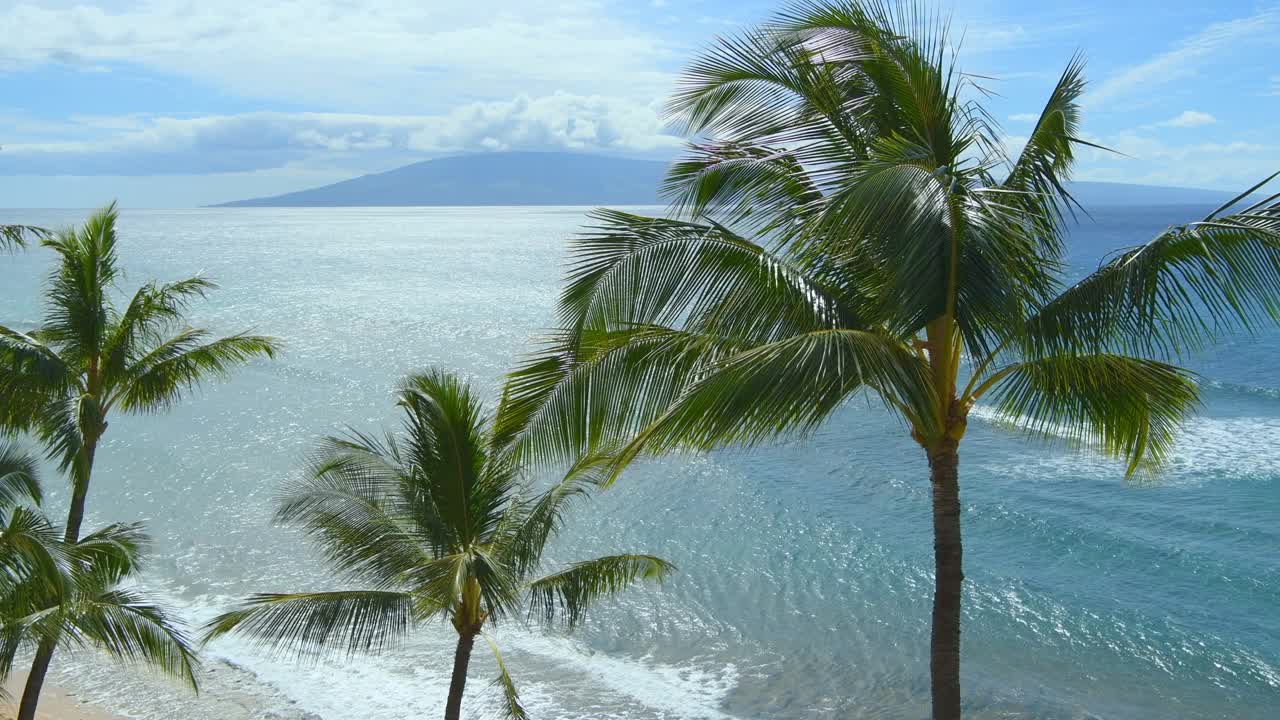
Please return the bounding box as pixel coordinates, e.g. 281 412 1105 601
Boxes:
2 0 1278 207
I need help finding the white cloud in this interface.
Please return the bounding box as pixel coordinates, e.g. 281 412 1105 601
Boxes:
0 1 679 112
1085 8 1280 109
1008 113 1040 122
1074 131 1280 191
1150 110 1217 129
0 94 682 176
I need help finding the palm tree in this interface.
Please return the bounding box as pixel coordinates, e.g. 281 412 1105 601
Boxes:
0 442 199 717
0 202 278 718
491 3 1280 718
204 369 673 720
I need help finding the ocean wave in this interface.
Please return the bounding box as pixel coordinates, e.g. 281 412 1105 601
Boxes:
184 595 742 720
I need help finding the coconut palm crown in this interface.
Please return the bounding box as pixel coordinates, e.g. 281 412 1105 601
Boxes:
0 202 279 541
491 3 1280 719
0 442 198 716
204 369 673 720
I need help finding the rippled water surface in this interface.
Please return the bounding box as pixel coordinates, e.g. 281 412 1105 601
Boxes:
2 206 1276 719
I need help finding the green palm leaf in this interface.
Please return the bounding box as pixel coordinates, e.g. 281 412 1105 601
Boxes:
561 210 848 339
60 585 200 690
1 224 49 252
496 326 747 465
115 331 278 413
204 591 418 659
527 554 674 629
976 353 1200 477
1000 54 1092 252
1025 201 1280 358
0 442 42 508
610 329 934 470
483 633 529 720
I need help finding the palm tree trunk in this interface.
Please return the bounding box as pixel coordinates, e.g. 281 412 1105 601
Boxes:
16 638 57 720
19 438 99 719
928 439 963 720
63 438 98 543
444 630 476 720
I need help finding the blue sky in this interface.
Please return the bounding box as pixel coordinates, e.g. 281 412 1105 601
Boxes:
2 0 1278 207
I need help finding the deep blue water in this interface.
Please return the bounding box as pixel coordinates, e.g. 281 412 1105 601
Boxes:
1 205 1276 719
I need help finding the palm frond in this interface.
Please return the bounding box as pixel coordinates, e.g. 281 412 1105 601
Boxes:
1 224 50 252
395 370 503 548
115 330 278 413
104 277 218 378
0 507 64 598
39 204 122 364
70 522 149 587
0 441 42 507
0 325 73 432
495 326 745 467
977 353 1200 476
496 452 612 579
61 585 200 689
275 459 434 590
561 210 849 341
662 141 825 232
202 591 417 659
665 22 867 151
527 554 674 629
1025 194 1280 358
26 393 87 477
482 634 529 720
1000 54 1090 256
607 328 934 474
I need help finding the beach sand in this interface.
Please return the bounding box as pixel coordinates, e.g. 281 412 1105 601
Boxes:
3 675 123 720
4 657 326 720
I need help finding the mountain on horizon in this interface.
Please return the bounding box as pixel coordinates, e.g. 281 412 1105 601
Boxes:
217 152 1251 209
217 152 669 207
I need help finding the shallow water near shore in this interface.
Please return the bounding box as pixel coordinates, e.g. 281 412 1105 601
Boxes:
2 205 1277 719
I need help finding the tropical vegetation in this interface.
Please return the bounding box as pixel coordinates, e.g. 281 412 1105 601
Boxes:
0 224 47 254
204 369 674 720
0 441 199 718
0 203 278 719
491 2 1280 719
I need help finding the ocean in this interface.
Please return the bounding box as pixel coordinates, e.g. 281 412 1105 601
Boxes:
1 206 1276 719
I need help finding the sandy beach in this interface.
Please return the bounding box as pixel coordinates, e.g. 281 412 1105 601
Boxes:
4 676 122 720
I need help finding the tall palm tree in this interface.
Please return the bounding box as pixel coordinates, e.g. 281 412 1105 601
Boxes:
0 442 199 717
0 203 278 718
492 3 1280 718
204 369 673 720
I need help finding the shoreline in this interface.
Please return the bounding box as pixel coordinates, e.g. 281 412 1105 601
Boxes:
3 675 123 720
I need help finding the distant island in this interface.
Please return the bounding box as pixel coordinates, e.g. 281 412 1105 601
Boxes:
216 152 669 207
217 151 1253 209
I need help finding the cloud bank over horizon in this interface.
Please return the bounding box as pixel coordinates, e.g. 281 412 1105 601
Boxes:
3 0 1279 206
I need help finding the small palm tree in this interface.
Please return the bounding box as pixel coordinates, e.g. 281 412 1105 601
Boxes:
0 442 57 606
0 442 199 718
493 3 1280 718
0 202 278 716
204 369 673 720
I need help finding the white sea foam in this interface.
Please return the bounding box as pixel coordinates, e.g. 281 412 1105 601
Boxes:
180 596 742 720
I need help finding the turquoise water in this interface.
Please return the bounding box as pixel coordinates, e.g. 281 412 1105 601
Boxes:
1 206 1276 719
